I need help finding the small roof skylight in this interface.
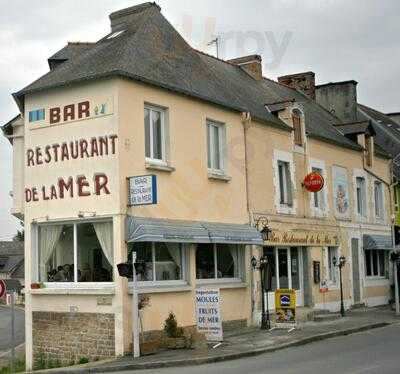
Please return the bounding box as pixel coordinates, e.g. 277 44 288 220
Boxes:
107 30 125 40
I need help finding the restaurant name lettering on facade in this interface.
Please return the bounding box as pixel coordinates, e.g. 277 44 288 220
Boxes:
265 230 339 246
29 97 113 126
24 134 118 203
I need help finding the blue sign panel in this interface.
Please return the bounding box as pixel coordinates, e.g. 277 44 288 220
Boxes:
129 175 157 206
280 295 291 306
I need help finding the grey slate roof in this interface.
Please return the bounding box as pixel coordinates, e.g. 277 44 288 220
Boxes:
334 121 375 136
0 241 24 276
1 114 21 144
357 103 400 177
13 2 361 152
48 42 95 70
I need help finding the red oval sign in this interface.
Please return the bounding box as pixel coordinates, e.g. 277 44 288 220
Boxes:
0 280 5 298
303 172 324 192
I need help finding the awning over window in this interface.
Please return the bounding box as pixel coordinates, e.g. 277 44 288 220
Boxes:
201 221 263 245
126 216 263 245
363 234 393 250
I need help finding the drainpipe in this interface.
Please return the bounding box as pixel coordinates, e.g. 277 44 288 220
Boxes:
362 153 399 314
241 111 258 324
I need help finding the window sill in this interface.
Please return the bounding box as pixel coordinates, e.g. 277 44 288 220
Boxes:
277 204 295 215
128 283 191 294
196 280 247 289
145 161 175 172
208 172 231 182
29 285 116 295
293 145 305 154
365 277 390 287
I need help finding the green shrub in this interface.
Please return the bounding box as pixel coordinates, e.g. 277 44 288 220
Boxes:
78 357 89 365
0 359 26 374
163 312 184 338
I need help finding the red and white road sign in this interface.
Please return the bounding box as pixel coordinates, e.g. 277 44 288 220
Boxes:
0 280 5 298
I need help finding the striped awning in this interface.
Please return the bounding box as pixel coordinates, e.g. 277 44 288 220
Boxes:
126 216 263 245
363 234 393 250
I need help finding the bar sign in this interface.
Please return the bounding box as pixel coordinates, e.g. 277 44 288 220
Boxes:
128 175 157 206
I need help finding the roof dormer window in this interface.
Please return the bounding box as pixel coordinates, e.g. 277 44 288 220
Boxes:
106 30 125 39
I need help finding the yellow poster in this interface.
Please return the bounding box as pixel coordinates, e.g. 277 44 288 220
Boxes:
275 289 296 325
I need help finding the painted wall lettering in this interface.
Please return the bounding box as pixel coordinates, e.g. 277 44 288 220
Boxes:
25 174 111 203
26 134 118 167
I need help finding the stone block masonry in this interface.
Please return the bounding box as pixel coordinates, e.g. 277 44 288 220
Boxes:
32 312 115 366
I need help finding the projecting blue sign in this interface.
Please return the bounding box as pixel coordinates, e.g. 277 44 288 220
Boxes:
128 175 157 206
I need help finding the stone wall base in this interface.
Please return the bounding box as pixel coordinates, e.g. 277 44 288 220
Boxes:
32 311 115 367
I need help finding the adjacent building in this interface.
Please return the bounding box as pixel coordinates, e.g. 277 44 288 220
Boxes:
0 241 24 285
1 2 396 369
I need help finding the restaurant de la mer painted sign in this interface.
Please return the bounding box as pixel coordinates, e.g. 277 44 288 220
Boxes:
128 175 157 206
24 134 118 203
265 230 339 246
195 289 223 341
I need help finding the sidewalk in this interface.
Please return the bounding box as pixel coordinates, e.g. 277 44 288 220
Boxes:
32 306 400 374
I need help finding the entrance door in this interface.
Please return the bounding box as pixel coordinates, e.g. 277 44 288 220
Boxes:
263 247 304 310
351 238 361 304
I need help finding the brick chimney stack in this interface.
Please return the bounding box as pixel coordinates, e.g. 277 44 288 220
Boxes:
228 54 263 81
278 72 316 100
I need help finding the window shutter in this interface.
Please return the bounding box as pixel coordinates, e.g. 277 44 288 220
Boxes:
292 114 302 146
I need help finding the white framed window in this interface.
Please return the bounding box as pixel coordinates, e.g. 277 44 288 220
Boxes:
37 220 113 284
144 105 167 163
207 120 226 173
365 249 388 278
374 181 384 219
324 246 339 286
196 243 243 282
128 242 186 285
356 176 367 217
274 150 296 214
278 161 293 206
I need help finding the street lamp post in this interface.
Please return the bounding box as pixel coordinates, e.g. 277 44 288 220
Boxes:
251 255 271 330
333 256 346 317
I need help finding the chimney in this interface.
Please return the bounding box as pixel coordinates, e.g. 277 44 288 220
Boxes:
228 54 262 80
277 72 315 100
315 80 358 123
109 2 161 32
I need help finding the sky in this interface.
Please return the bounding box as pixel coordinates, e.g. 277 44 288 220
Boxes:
0 0 399 239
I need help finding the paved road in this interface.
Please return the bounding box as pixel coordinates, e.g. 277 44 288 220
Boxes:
115 324 400 374
0 306 25 353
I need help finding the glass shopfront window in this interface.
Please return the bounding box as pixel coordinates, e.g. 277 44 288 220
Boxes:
196 243 242 280
128 242 185 283
38 221 113 283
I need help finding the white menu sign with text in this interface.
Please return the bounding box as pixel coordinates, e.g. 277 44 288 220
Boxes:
195 289 223 341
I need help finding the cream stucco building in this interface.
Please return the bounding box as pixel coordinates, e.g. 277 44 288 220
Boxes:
1 3 395 370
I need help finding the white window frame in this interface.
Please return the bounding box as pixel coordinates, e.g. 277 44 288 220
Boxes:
196 244 244 285
373 180 384 221
364 249 388 279
144 104 168 165
273 150 296 215
206 119 227 175
353 169 368 221
324 246 339 288
35 218 114 289
129 242 188 288
309 159 329 217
